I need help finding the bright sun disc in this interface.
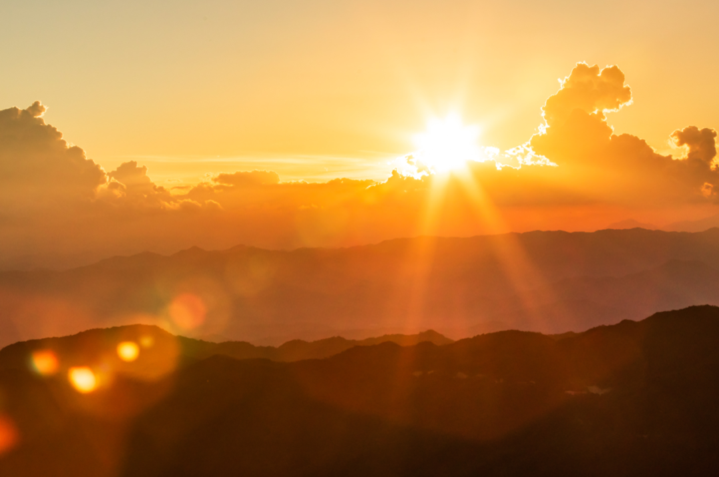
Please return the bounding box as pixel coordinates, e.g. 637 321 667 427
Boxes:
413 114 481 172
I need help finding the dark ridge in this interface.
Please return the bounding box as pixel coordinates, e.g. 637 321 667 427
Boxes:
3 306 719 476
0 325 455 368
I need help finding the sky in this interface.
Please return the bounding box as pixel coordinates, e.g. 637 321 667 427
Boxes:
1 0 719 269
3 0 719 181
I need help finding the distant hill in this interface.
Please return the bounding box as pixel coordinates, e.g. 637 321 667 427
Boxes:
472 259 719 334
3 228 719 346
0 326 453 372
665 211 719 232
2 306 719 476
606 219 657 229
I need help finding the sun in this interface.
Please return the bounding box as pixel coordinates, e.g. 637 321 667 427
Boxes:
412 113 482 172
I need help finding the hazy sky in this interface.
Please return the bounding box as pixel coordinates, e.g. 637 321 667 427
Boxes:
1 0 719 269
2 0 718 183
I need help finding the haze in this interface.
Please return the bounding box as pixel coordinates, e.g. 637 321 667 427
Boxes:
5 1 719 475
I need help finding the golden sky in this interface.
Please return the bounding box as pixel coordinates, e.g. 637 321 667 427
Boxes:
1 0 719 269
2 0 719 182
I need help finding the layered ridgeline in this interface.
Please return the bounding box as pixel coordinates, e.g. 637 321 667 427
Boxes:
3 228 719 347
1 306 719 476
0 327 453 369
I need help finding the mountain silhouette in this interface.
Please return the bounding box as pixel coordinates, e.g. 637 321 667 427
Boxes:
665 211 719 232
0 326 452 374
3 228 719 347
2 306 719 475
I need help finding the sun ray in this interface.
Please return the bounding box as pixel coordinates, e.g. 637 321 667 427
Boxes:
450 169 565 336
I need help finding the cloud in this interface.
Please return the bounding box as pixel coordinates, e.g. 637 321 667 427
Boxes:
1 64 718 269
671 126 718 167
0 101 106 209
213 170 280 187
531 63 636 167
530 63 719 204
542 63 632 128
106 161 176 208
26 101 47 118
0 100 228 212
110 161 155 188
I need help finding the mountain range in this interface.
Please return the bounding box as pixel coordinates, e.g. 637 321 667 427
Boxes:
1 306 719 476
3 228 719 347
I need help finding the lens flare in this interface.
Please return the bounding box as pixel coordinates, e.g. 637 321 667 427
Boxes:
117 341 140 362
30 350 59 376
139 335 155 348
0 415 18 456
68 367 97 394
168 293 206 330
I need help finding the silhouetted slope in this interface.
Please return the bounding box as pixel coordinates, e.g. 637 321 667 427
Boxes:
3 229 719 346
121 306 719 476
2 307 719 475
0 326 452 372
666 211 719 232
472 259 719 334
177 329 452 362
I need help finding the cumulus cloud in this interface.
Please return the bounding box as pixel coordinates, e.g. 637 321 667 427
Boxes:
671 126 718 167
530 63 719 204
531 63 635 166
0 102 222 222
106 161 177 208
542 63 632 128
1 64 719 269
110 161 155 188
0 101 106 207
26 101 47 118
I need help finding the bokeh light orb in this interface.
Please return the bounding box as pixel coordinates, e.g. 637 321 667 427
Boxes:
0 415 18 455
68 367 97 394
168 293 206 330
30 350 59 376
117 341 140 362
139 335 155 348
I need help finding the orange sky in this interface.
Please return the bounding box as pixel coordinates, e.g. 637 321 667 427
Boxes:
2 0 719 182
1 0 719 269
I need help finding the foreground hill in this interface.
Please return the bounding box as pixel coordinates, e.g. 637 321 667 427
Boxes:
0 327 452 370
3 228 719 346
1 306 719 475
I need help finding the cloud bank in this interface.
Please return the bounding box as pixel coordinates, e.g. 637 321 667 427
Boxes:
0 63 717 269
530 64 719 204
0 102 105 209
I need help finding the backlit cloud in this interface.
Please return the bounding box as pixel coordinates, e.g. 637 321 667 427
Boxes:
541 63 632 128
0 101 106 209
0 63 718 269
671 126 718 166
530 63 719 205
214 170 280 187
